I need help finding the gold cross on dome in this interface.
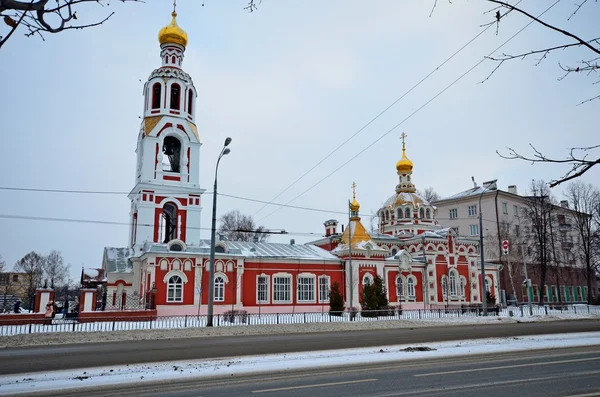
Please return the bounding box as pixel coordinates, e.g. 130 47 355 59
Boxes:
173 0 177 13
352 182 357 199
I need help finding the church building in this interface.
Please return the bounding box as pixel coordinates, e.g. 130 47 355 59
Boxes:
101 10 499 316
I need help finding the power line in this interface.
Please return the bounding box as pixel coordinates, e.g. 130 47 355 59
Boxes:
250 1 523 219
257 0 559 223
0 214 322 237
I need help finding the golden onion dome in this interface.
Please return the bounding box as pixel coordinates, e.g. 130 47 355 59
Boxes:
158 11 188 47
396 146 413 173
350 198 360 212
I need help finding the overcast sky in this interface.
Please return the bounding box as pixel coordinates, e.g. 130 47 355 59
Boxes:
1 1 598 281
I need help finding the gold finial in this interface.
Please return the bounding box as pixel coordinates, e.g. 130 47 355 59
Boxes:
396 132 413 173
350 181 360 213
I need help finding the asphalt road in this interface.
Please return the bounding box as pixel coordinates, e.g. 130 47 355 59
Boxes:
13 345 600 397
1 319 599 376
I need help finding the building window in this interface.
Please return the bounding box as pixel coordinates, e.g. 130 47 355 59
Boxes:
460 277 466 297
502 202 508 214
273 275 291 303
396 275 404 301
407 277 415 298
187 89 193 115
513 205 518 216
468 205 478 217
297 276 315 302
167 275 183 302
152 82 161 109
405 207 411 218
397 208 403 219
441 277 448 298
419 208 424 218
214 276 225 302
469 224 479 236
170 83 181 110
449 208 458 219
12 274 18 283
451 226 459 235
515 224 520 237
162 136 181 173
363 273 374 285
0 274 8 285
257 275 269 303
318 276 330 303
449 270 457 296
425 208 431 219
161 203 178 243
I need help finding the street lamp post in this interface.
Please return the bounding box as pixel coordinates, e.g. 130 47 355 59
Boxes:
206 137 232 327
478 179 497 316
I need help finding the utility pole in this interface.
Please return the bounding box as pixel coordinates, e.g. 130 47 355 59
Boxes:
348 199 354 313
521 243 533 316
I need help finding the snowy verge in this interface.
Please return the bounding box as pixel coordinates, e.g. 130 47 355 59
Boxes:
1 312 599 349
1 331 600 395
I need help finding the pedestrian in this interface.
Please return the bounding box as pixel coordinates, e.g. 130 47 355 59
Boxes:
13 300 21 314
44 301 54 325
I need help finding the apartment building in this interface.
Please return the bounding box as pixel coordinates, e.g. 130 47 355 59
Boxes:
433 180 593 305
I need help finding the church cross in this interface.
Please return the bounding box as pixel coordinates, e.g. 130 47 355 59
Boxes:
173 0 177 13
352 182 357 199
400 132 407 149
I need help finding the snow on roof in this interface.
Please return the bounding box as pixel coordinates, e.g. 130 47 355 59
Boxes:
383 191 429 209
83 268 107 283
104 247 134 273
438 182 498 202
141 240 340 261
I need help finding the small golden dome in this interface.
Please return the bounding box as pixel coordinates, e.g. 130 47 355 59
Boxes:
350 198 360 212
396 146 413 173
158 11 188 47
350 181 360 212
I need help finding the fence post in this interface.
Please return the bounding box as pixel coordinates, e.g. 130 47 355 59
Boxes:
520 306 523 317
73 321 76 332
28 323 32 334
575 306 577 314
277 313 279 325
185 315 188 328
419 309 422 319
304 312 306 324
112 319 116 331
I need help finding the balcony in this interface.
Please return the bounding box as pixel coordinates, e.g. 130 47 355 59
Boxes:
559 223 571 232
561 241 574 250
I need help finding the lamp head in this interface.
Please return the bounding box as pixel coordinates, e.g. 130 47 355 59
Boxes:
224 137 232 147
223 148 231 156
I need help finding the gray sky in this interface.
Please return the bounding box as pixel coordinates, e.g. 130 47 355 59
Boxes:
1 1 598 281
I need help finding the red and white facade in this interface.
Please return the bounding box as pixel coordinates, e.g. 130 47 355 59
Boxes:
101 13 499 316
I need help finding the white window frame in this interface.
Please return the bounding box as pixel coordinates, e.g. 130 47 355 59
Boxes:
396 275 405 301
513 205 518 216
256 274 270 304
214 275 225 302
167 275 183 303
407 275 416 299
449 208 458 219
272 273 292 303
469 224 479 236
502 202 508 214
468 205 477 217
441 276 448 298
362 272 374 286
318 275 330 303
449 270 458 297
297 274 316 303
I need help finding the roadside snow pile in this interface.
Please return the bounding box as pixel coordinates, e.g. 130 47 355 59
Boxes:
1 313 599 349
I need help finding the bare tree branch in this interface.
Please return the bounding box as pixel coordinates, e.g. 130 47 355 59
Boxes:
568 0 589 21
0 0 143 49
244 0 261 13
497 145 600 187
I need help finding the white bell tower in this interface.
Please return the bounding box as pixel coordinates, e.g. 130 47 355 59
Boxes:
128 9 204 253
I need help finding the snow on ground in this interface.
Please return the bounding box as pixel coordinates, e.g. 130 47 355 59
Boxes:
1 331 600 395
1 311 599 349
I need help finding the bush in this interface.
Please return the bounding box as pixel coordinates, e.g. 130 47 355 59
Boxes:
486 291 496 305
360 275 389 313
329 281 345 316
223 310 248 323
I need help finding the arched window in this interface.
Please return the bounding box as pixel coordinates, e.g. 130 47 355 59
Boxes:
449 271 457 296
407 277 415 297
167 275 183 302
391 248 398 256
171 55 176 64
419 208 425 218
405 207 411 219
426 208 431 219
441 277 448 297
363 273 373 286
187 89 193 116
162 203 178 243
152 82 162 109
397 208 403 219
170 83 181 110
162 136 181 173
214 276 225 302
396 275 404 301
